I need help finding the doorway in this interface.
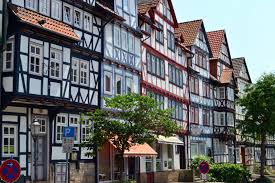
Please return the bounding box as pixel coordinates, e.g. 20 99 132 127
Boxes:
179 145 186 169
32 117 48 181
128 157 139 181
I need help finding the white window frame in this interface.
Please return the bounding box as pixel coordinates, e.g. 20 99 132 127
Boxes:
3 39 14 72
29 43 43 76
126 77 133 94
104 71 112 95
2 125 17 157
218 87 225 99
82 118 92 142
63 4 73 24
71 58 79 84
114 26 121 47
69 115 80 144
121 30 128 51
56 114 67 143
39 0 50 16
26 0 37 11
79 60 89 86
83 12 92 32
51 0 62 20
50 48 62 79
74 8 83 28
115 74 123 95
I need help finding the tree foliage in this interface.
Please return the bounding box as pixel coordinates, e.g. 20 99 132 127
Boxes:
83 93 178 154
237 73 275 177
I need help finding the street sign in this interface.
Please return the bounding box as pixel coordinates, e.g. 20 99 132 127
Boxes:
62 127 75 153
199 162 210 174
0 159 21 183
201 173 208 181
63 127 75 138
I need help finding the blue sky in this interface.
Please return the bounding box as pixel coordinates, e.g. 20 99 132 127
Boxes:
172 0 275 82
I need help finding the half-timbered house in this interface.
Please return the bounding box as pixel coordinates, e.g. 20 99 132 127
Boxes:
176 20 214 163
1 0 120 182
207 30 236 163
232 57 257 168
99 0 145 182
138 0 191 182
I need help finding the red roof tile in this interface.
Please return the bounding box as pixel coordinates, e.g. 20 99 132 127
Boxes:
124 143 158 157
138 0 160 14
220 69 233 84
175 19 202 47
207 30 225 59
10 4 80 41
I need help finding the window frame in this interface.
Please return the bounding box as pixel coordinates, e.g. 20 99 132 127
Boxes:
126 77 133 94
202 109 210 126
3 39 14 72
69 115 80 144
29 43 43 76
104 71 113 95
115 74 123 95
26 0 37 11
51 0 62 20
155 22 164 45
79 60 89 86
56 114 67 143
39 0 50 16
50 48 62 80
147 52 165 79
74 8 83 28
2 125 17 157
167 30 175 51
83 12 92 32
71 58 79 84
63 4 73 24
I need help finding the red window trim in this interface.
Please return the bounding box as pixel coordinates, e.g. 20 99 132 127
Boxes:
190 106 199 124
202 109 210 126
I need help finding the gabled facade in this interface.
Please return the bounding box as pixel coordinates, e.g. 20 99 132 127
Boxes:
207 30 236 163
232 57 255 167
99 0 142 182
138 0 190 181
176 20 214 163
1 0 118 182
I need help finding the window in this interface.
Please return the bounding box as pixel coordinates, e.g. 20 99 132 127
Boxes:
84 13 92 32
167 30 175 51
191 143 206 158
26 0 37 10
115 75 122 95
168 99 183 121
146 52 165 79
3 40 14 71
2 125 17 157
190 107 199 124
74 9 82 28
190 76 199 95
114 26 120 47
121 30 127 50
29 43 43 75
145 158 153 172
147 91 164 110
104 71 112 94
63 5 72 24
72 59 79 84
162 0 168 17
50 49 62 79
56 115 67 142
145 23 151 34
126 77 133 94
218 87 225 99
169 64 183 87
227 113 234 126
155 22 164 44
227 87 234 101
52 0 62 20
202 109 210 126
195 50 207 69
39 0 49 15
37 118 47 134
202 82 210 98
215 112 225 126
156 143 162 171
129 34 134 53
123 0 129 12
82 118 91 142
80 61 89 86
69 116 79 143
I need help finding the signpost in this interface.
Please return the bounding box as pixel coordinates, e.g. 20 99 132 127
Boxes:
63 127 75 183
199 161 210 182
0 159 21 183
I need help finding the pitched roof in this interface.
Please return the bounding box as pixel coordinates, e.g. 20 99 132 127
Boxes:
9 4 80 41
220 69 233 84
176 19 202 47
232 57 252 82
138 0 159 14
207 30 225 59
137 0 178 26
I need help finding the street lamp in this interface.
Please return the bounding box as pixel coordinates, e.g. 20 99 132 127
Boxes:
31 118 41 183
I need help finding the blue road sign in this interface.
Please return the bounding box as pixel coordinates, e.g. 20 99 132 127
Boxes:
63 127 75 138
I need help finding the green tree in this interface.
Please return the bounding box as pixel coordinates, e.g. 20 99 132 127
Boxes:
237 73 275 178
83 94 178 182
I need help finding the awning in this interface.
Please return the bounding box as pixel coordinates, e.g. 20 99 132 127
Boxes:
109 140 157 157
157 135 184 145
123 143 157 157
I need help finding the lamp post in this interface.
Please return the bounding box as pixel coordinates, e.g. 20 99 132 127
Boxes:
31 118 41 183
